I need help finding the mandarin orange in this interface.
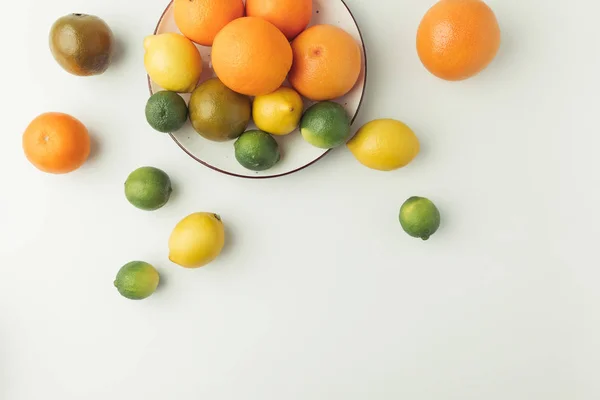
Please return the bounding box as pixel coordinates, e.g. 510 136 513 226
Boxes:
23 112 91 174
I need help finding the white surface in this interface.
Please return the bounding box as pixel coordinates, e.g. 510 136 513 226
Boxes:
151 0 367 178
0 0 597 399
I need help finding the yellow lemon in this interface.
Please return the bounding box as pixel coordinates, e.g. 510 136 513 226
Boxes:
168 213 225 268
144 33 203 93
252 87 304 135
347 119 420 171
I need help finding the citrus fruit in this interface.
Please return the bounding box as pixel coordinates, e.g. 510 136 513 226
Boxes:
144 33 203 93
49 13 114 76
245 0 312 40
347 119 420 171
399 197 441 240
22 112 90 174
416 0 501 81
252 87 304 136
300 101 351 149
234 130 280 171
124 167 172 211
169 213 225 268
212 17 292 96
289 24 362 101
114 261 160 300
174 0 244 46
145 91 188 133
188 78 251 142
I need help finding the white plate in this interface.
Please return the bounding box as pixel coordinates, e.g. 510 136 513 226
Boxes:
149 0 367 179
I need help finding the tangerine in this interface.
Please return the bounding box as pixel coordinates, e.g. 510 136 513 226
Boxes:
23 112 91 174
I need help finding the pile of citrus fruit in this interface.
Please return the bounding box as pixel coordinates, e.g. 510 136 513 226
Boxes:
22 0 502 300
143 0 369 171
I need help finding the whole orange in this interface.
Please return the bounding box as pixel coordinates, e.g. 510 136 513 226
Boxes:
288 24 362 101
245 0 312 41
173 0 244 46
212 17 292 96
23 112 90 174
416 0 501 81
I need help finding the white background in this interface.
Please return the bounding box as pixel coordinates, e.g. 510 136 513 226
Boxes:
0 0 597 398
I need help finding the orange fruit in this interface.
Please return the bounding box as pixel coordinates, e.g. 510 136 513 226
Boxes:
288 24 362 101
173 0 244 46
23 112 90 174
245 0 312 41
416 0 501 81
212 17 292 96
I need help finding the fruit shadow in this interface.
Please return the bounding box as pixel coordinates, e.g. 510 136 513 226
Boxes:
87 131 102 165
165 174 182 207
156 267 169 293
110 35 127 69
220 222 238 261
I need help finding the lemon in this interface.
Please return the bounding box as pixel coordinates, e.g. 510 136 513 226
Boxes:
253 87 304 135
347 119 420 171
169 212 225 268
144 33 203 93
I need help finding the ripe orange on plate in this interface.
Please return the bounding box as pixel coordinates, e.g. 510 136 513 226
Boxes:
212 17 292 96
173 0 244 46
245 0 312 41
23 112 91 174
416 0 501 81
288 24 362 101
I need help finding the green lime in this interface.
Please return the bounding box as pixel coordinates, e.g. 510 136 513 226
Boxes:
124 166 172 211
145 91 188 133
114 261 160 300
189 77 252 142
399 197 441 240
300 101 351 149
234 130 280 171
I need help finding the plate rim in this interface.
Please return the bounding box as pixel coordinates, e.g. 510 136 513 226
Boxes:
148 0 369 180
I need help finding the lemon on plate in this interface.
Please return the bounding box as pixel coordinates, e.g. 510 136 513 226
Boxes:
347 119 420 171
253 87 304 136
169 212 225 268
144 33 203 93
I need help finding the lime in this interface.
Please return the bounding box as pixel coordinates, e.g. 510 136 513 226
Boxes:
145 91 188 133
114 261 160 300
169 212 225 268
124 167 172 211
347 119 420 171
300 101 351 149
253 87 304 136
188 78 251 142
234 130 280 171
399 197 441 240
